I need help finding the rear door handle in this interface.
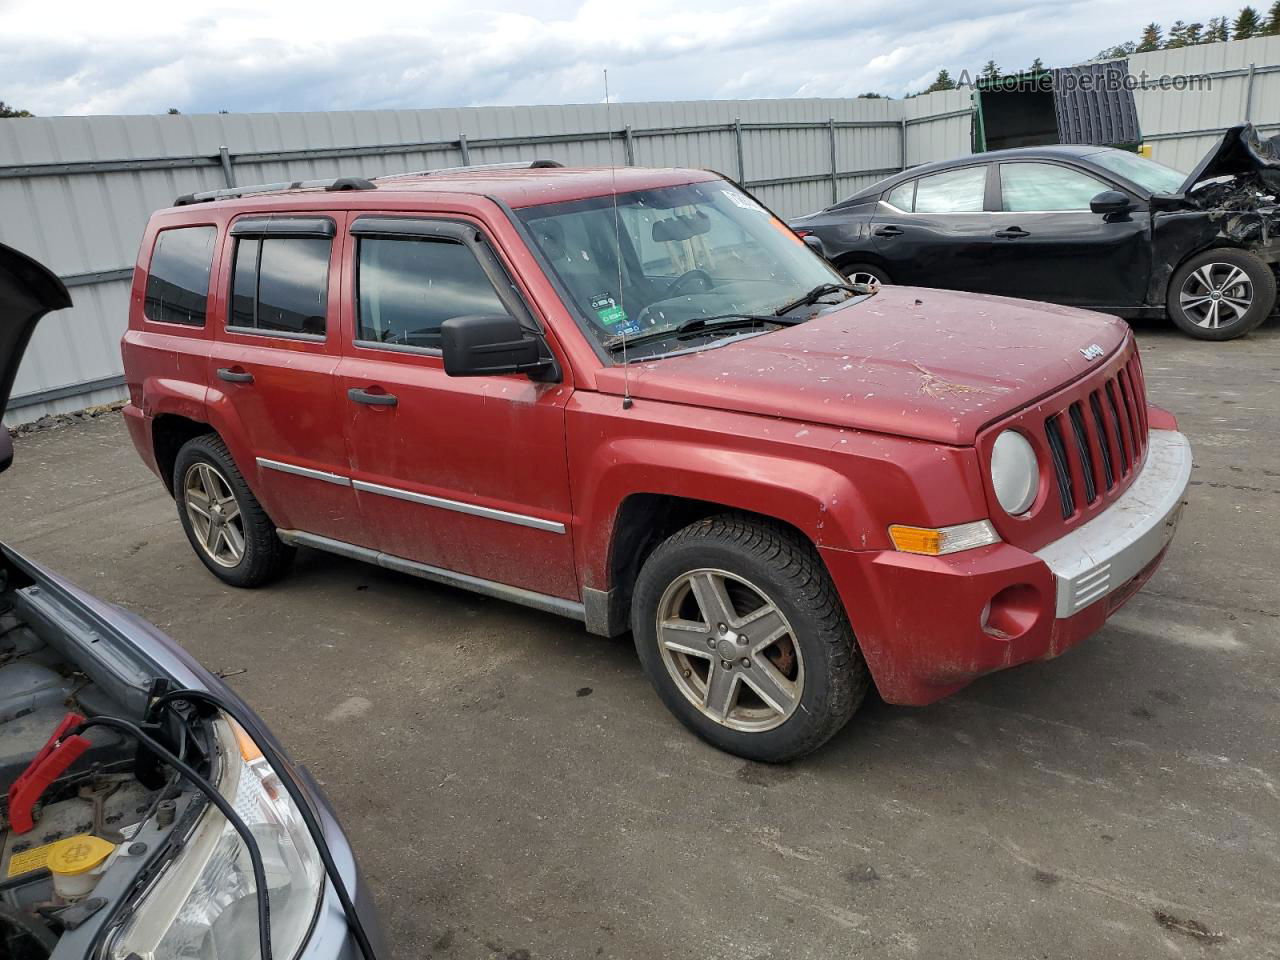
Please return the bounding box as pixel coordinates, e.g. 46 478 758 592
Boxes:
216 367 254 384
874 225 904 237
994 227 1030 239
348 387 398 407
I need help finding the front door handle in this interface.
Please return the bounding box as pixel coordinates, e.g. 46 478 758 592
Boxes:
348 387 398 407
216 367 254 384
994 227 1030 239
874 225 904 237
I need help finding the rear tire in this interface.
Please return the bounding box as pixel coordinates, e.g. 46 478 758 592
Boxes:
173 434 294 588
839 261 890 288
1167 248 1275 341
631 514 868 762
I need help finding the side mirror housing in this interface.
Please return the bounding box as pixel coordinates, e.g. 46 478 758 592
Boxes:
440 315 557 380
1090 190 1134 216
802 234 825 257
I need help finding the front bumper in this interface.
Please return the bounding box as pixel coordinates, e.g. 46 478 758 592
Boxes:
821 428 1192 705
1036 430 1191 617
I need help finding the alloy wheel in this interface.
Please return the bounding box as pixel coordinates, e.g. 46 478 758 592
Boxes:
183 462 245 568
845 270 883 290
1179 263 1253 329
655 569 804 733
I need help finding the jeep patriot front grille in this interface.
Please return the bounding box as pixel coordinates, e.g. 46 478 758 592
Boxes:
1044 352 1149 520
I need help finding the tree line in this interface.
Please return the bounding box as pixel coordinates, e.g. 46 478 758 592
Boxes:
1096 3 1280 58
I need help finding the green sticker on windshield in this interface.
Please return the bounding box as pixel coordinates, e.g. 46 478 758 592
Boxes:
591 293 628 326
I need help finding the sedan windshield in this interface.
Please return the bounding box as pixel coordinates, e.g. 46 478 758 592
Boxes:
516 180 847 359
1088 149 1186 194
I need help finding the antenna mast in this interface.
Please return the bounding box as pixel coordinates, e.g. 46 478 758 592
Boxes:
604 69 633 410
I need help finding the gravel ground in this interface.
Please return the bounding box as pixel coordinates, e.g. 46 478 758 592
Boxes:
1 318 1277 959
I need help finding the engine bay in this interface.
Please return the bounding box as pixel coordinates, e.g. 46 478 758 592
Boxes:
0 573 200 960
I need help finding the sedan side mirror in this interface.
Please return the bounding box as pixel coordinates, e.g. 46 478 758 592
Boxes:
1090 190 1134 216
802 234 826 257
440 315 558 380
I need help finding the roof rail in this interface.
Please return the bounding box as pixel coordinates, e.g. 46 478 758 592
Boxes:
374 159 564 181
173 176 376 207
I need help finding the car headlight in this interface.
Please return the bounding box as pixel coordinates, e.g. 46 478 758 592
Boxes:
990 430 1039 516
109 716 324 960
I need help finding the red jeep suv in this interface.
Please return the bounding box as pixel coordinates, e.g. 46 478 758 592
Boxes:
121 161 1192 762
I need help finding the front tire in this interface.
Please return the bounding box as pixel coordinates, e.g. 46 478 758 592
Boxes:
631 514 868 762
1167 248 1275 341
173 434 294 587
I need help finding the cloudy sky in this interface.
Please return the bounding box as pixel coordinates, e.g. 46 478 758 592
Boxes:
0 0 1240 116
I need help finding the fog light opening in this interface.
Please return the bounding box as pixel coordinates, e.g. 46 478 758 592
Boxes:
981 584 1041 640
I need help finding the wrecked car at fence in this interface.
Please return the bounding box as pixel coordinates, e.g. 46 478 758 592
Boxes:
791 123 1280 341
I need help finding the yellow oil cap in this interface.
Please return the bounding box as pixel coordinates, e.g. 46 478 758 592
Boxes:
46 835 115 876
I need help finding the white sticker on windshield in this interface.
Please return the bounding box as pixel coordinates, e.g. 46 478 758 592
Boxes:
722 189 766 212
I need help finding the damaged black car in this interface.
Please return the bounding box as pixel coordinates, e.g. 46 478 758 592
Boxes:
790 123 1280 341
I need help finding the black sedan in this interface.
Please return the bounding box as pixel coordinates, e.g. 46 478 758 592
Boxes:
790 124 1280 341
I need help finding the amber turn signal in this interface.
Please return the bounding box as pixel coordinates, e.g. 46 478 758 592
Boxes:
888 520 1000 556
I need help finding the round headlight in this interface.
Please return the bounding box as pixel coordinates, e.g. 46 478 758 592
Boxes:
990 430 1039 516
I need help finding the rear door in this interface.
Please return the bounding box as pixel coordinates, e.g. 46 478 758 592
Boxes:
869 163 999 291
205 215 364 545
987 160 1150 308
335 214 578 601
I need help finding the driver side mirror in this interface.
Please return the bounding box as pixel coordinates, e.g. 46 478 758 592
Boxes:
802 234 826 257
1090 190 1134 217
440 315 558 381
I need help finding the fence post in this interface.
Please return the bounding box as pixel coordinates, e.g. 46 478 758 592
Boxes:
458 133 471 166
1244 62 1257 122
624 124 635 165
828 118 838 204
218 146 235 187
900 117 908 171
733 118 745 184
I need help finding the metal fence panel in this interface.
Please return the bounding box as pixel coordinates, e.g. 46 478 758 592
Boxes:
1130 35 1280 171
0 95 976 423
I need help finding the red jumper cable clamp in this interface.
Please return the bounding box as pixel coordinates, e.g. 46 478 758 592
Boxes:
6 711 90 834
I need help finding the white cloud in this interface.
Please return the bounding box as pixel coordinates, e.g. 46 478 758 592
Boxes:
0 0 1240 116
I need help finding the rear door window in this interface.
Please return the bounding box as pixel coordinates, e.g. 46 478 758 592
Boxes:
356 236 507 350
228 236 331 337
144 226 217 326
912 166 988 213
1000 162 1110 212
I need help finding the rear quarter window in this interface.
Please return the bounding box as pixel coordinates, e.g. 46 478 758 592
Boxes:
144 226 217 326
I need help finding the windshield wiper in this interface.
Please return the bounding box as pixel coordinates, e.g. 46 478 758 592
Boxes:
604 313 801 353
771 282 870 317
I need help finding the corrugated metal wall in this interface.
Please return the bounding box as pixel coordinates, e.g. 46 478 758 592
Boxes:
0 92 969 424
1130 34 1280 171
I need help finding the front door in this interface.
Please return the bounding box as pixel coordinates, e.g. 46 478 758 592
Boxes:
335 215 578 601
205 215 365 546
986 161 1150 308
870 163 999 292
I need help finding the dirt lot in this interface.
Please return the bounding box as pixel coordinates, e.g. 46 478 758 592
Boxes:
2 319 1278 959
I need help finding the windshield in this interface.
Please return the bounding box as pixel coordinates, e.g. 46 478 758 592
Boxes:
1088 149 1186 194
516 180 846 359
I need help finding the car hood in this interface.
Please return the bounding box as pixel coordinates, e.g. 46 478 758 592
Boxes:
594 286 1129 445
0 242 72 471
1176 122 1280 195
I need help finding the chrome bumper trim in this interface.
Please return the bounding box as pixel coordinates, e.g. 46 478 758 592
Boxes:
1035 429 1192 618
